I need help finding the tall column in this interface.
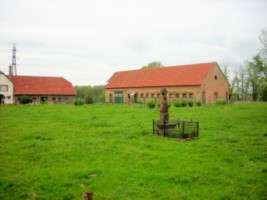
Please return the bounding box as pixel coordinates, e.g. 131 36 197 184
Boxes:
159 88 169 136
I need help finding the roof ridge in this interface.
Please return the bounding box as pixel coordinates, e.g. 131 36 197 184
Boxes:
14 75 64 79
114 61 216 73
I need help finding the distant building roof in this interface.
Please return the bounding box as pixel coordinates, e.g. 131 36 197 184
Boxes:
105 62 216 89
12 76 77 96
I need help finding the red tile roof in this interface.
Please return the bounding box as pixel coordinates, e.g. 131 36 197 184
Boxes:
105 62 216 89
12 76 77 95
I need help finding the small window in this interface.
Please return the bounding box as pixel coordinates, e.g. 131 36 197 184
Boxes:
151 93 155 98
157 93 160 98
175 93 180 98
140 93 144 98
169 93 173 98
0 85 8 92
214 75 217 80
7 96 11 99
189 93 194 98
182 93 187 98
146 93 149 98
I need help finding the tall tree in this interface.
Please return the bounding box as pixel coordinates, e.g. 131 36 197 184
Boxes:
233 69 241 100
259 29 267 61
222 66 234 100
239 65 247 101
246 55 262 101
141 61 164 69
258 29 267 101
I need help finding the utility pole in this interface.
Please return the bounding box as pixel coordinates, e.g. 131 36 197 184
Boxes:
11 43 17 76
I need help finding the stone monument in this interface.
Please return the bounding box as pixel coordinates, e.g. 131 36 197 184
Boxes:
159 88 169 136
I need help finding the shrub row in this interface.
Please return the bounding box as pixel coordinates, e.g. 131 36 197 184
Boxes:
74 98 85 106
173 100 201 107
145 99 202 109
215 98 227 105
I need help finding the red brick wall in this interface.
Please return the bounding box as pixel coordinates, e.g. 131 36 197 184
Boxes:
201 64 229 103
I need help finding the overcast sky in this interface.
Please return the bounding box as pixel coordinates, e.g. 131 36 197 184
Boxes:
0 0 266 85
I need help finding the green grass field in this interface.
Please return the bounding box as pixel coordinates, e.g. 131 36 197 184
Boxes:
0 103 266 200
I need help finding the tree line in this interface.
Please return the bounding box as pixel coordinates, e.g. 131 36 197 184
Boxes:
74 85 105 104
226 29 267 101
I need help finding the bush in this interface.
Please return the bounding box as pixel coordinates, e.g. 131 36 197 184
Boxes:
85 96 93 104
188 100 194 107
146 100 156 109
174 100 182 107
196 101 201 106
215 98 227 105
18 95 32 104
74 98 84 106
181 100 187 107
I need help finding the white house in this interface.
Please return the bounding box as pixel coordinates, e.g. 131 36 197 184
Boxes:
0 71 14 104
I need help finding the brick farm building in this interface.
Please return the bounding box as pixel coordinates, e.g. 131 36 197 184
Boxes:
0 67 76 104
105 62 229 104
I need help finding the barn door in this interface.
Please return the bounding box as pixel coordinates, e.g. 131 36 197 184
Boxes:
114 91 123 104
134 94 138 103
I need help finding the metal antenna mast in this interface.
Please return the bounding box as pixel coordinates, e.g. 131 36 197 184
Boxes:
11 43 17 76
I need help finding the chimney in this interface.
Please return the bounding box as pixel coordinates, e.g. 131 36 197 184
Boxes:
9 65 12 80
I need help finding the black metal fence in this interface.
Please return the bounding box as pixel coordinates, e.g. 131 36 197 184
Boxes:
153 119 199 139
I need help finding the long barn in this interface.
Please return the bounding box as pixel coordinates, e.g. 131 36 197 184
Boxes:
105 62 229 104
0 67 76 104
12 75 76 104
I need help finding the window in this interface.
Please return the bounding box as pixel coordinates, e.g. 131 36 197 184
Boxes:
189 93 194 98
146 93 149 98
151 93 155 98
169 93 173 98
214 75 217 80
0 85 8 92
157 93 160 98
175 93 180 98
140 93 144 98
182 93 187 98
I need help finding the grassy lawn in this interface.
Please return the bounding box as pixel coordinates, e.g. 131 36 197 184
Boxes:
0 103 266 200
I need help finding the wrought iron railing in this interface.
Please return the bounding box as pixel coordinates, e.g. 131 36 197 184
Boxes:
153 119 199 139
